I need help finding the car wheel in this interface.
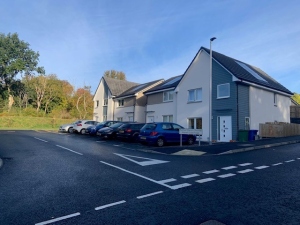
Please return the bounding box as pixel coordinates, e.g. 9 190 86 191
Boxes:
68 127 73 133
187 136 194 145
80 129 86 134
157 138 164 147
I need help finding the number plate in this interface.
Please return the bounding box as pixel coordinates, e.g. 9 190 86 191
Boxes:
140 136 146 140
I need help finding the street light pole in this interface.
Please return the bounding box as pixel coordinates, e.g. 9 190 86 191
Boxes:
209 37 216 145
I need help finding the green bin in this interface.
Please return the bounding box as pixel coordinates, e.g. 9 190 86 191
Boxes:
238 130 249 142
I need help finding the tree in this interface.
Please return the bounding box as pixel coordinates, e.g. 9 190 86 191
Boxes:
292 93 300 104
104 70 126 80
71 86 93 119
0 33 44 111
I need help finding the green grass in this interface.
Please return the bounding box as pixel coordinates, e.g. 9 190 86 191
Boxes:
0 116 76 130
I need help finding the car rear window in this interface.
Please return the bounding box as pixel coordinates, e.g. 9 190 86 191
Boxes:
142 123 156 130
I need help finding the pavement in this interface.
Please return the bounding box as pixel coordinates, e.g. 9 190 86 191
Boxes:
147 135 300 156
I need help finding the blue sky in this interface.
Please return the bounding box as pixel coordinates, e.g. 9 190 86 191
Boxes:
1 0 299 93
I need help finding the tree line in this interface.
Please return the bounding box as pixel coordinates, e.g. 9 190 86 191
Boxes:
0 32 126 119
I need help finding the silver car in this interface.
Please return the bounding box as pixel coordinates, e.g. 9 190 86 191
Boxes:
72 120 99 134
59 120 82 133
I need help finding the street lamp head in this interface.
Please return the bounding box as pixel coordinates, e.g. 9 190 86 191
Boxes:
210 37 216 42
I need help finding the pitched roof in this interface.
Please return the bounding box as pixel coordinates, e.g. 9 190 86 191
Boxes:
144 75 183 95
103 76 139 96
201 47 292 95
116 79 164 99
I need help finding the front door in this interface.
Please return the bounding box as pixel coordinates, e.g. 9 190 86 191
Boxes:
219 116 232 142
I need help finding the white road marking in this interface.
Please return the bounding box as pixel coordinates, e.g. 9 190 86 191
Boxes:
56 145 83 155
137 191 163 199
239 163 253 166
157 178 176 184
272 163 283 166
181 174 200 179
100 161 190 190
7 131 15 132
34 137 48 142
297 158 300 160
237 169 254 174
95 200 126 210
218 173 236 178
196 178 215 183
169 183 192 189
35 212 80 225
255 165 269 169
203 169 219 174
285 160 295 163
96 141 105 143
114 153 169 166
222 166 237 170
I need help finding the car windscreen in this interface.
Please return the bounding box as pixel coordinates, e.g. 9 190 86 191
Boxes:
141 123 156 130
110 123 123 128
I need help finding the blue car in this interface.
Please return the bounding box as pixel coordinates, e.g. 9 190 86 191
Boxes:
86 121 118 136
139 122 195 147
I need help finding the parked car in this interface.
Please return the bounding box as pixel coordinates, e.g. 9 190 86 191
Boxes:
72 120 99 134
97 122 129 139
116 123 145 142
58 120 82 133
139 122 195 147
86 121 119 136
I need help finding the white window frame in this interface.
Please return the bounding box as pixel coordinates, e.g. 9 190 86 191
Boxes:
217 83 230 99
103 98 108 106
117 117 123 121
162 115 173 122
245 117 250 130
188 88 202 102
163 91 174 102
118 99 124 107
187 117 202 129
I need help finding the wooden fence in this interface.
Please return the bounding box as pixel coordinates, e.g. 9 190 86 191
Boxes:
259 122 300 138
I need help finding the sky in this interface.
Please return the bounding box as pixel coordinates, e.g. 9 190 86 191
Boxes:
1 0 299 94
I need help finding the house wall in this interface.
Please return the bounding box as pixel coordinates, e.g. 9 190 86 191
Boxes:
145 101 177 122
135 106 146 122
176 50 210 140
114 105 135 121
237 84 250 130
249 86 291 133
212 61 238 141
93 80 115 122
147 92 163 105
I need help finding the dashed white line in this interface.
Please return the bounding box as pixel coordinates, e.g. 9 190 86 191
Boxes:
196 178 215 183
222 166 237 170
137 191 163 199
203 169 219 174
181 174 200 179
35 212 80 225
96 141 105 143
34 137 48 142
255 166 269 170
273 163 283 166
285 160 295 163
218 173 236 178
170 183 192 189
95 200 126 210
56 145 83 155
157 178 176 184
239 163 253 167
237 169 254 174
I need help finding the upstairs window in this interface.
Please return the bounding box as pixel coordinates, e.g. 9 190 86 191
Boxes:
118 99 124 107
103 98 108 106
96 100 99 107
163 91 174 102
188 88 202 102
217 83 230 99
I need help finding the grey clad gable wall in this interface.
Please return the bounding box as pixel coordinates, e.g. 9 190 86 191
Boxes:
212 60 238 141
238 84 250 130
